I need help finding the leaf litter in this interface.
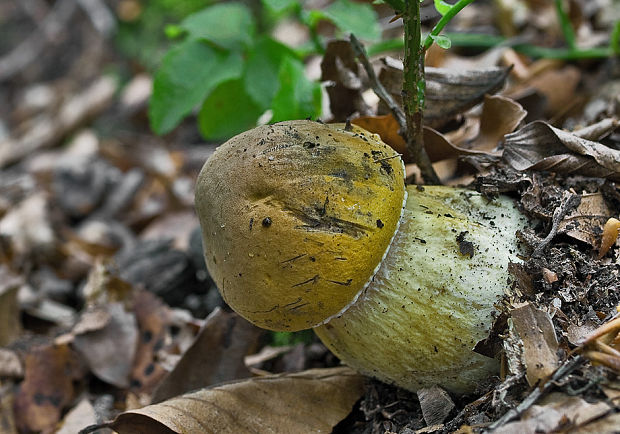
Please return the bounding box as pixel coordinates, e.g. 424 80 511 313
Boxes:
1 1 620 433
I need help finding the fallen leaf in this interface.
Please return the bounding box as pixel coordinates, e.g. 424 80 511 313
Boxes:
0 193 55 262
493 392 612 434
571 412 620 433
510 302 559 386
72 303 138 388
321 40 370 121
94 367 365 434
503 121 620 180
519 65 581 117
417 385 455 426
56 398 97 434
467 95 527 152
14 343 84 433
130 290 171 396
557 193 613 248
0 383 17 434
352 114 406 155
0 266 22 346
152 308 263 403
379 58 511 127
0 349 22 378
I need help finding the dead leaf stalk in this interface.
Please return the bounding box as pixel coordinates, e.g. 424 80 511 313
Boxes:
349 34 407 133
485 356 586 432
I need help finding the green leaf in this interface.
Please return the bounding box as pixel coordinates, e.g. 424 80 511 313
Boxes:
611 20 620 55
430 34 451 49
262 0 299 14
180 3 255 50
316 0 381 41
149 40 243 135
198 79 264 140
164 24 184 39
433 0 452 16
271 57 322 122
243 37 298 110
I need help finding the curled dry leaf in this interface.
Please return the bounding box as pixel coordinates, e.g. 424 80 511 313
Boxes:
72 303 138 388
88 367 365 434
152 308 263 403
321 40 369 121
493 392 612 434
14 343 84 433
510 302 559 386
378 58 511 127
556 193 613 249
352 95 525 166
504 121 620 181
130 290 171 396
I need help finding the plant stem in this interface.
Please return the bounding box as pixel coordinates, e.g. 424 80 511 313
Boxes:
370 34 613 60
423 0 476 50
554 0 576 50
403 0 440 184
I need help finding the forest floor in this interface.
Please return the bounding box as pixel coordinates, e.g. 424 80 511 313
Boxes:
1 1 619 433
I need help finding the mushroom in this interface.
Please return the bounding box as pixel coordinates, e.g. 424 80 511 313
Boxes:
195 120 528 394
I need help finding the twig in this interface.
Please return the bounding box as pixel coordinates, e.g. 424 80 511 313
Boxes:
0 76 116 168
77 0 117 37
0 0 77 81
485 356 586 432
532 192 581 257
349 34 407 133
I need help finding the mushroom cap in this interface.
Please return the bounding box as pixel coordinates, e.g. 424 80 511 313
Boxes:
195 120 405 331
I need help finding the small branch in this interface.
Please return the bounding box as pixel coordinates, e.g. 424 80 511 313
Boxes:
532 192 581 257
349 34 407 133
369 34 614 60
486 356 586 431
0 0 77 81
423 0 476 50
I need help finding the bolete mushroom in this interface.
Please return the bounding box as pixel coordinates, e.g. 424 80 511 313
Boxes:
195 120 528 394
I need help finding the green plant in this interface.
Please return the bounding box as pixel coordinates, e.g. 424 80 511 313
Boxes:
148 0 383 140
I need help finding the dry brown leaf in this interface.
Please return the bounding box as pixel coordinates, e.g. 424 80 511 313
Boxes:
0 266 22 346
95 367 364 434
571 412 620 433
14 343 84 433
0 349 23 378
510 302 559 386
321 40 369 121
417 385 455 426
493 392 612 434
379 58 511 127
468 95 527 152
504 121 620 180
130 290 171 396
517 65 581 117
72 303 138 388
352 114 406 155
56 398 97 434
557 193 613 248
0 383 17 434
152 308 263 403
0 193 55 262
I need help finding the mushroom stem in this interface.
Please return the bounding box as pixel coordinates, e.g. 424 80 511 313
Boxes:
315 186 528 394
